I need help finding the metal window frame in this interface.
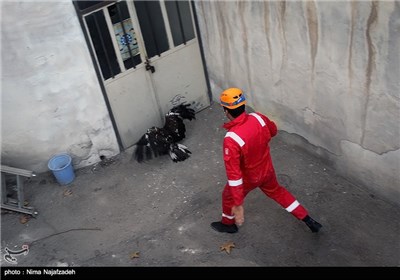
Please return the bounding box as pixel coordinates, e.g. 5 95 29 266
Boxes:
73 1 124 150
83 1 144 80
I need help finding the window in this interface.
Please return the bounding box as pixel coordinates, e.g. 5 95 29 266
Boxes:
133 1 169 58
108 2 141 70
165 1 195 46
85 11 121 80
83 1 141 80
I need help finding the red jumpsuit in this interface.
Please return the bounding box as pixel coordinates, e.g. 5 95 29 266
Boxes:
221 112 308 225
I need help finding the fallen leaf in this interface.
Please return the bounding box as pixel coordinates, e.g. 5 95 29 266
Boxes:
63 189 73 197
220 241 235 254
19 215 30 224
130 251 140 259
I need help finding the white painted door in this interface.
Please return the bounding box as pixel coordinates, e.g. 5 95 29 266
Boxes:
77 0 209 148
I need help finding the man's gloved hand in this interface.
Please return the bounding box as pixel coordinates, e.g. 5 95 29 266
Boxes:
232 205 244 226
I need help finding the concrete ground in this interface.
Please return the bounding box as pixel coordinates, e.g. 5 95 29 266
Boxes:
1 102 399 267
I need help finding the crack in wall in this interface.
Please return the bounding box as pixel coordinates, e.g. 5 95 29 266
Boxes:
348 0 357 92
306 0 318 83
238 1 255 106
360 1 378 146
285 130 399 158
282 131 341 158
269 0 288 104
263 1 273 67
198 1 209 49
216 1 230 87
278 0 287 87
340 140 399 156
302 107 329 120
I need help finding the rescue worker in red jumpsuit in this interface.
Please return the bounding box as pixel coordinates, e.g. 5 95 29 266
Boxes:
211 88 322 234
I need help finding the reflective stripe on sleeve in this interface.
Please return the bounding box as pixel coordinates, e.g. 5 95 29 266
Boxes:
222 213 235 219
228 178 243 187
250 113 266 127
285 200 300 212
225 132 245 147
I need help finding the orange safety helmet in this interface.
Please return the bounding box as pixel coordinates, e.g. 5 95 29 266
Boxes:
220 88 247 109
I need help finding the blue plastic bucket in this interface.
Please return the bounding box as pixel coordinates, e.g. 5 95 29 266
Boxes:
48 154 75 185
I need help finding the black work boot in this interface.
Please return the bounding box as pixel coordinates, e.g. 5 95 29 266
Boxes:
211 222 238 233
302 215 322 233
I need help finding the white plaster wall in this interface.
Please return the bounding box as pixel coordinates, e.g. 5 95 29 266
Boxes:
1 1 120 172
195 0 400 204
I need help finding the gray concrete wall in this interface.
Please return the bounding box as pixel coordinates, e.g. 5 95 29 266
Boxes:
194 0 400 204
1 1 120 172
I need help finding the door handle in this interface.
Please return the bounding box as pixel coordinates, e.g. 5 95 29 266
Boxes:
145 59 155 73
